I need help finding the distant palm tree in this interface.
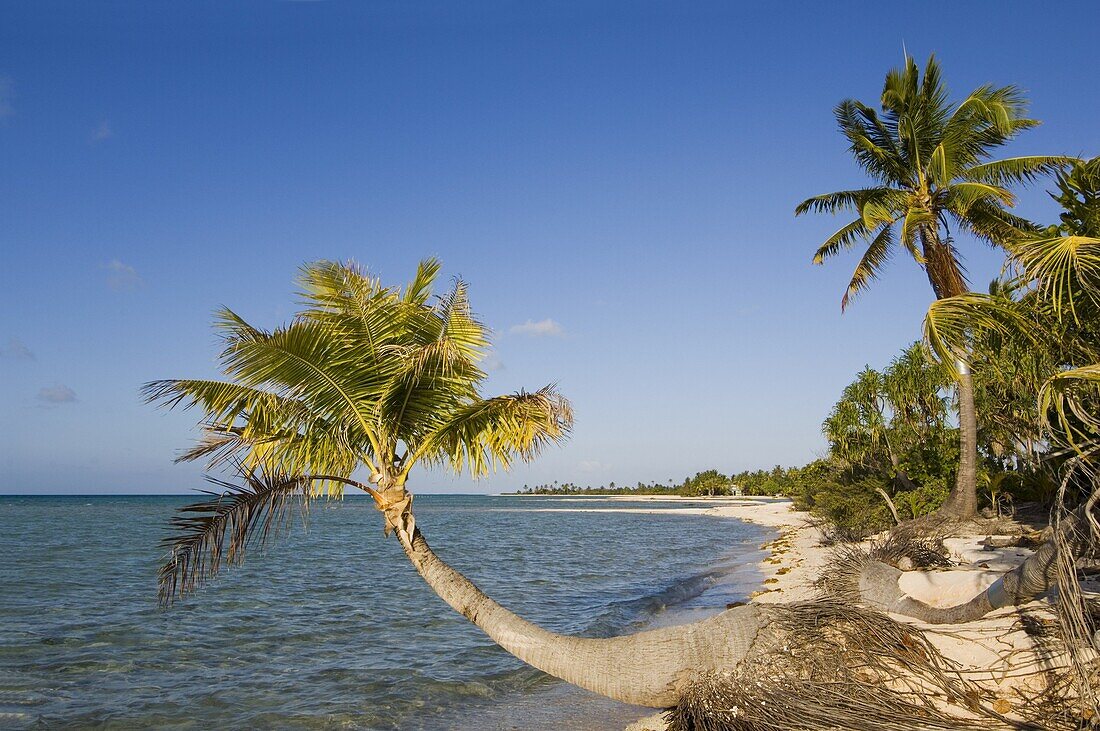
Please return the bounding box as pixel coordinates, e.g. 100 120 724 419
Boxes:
797 54 1070 518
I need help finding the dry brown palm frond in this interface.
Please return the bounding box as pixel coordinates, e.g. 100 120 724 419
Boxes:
667 601 1006 731
157 464 317 606
870 531 955 569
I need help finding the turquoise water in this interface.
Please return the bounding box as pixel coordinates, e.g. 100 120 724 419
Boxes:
0 495 770 729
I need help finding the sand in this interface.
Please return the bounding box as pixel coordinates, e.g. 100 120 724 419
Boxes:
614 496 1078 731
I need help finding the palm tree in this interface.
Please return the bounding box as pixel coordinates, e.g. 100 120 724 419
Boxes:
924 157 1100 452
145 259 781 708
146 261 1097 718
796 54 1070 518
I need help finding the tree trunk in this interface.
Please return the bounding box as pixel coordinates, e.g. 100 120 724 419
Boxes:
875 487 902 525
919 226 979 520
855 505 1084 623
939 365 979 519
394 525 766 707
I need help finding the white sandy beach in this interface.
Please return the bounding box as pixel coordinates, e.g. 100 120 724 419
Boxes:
592 495 1070 731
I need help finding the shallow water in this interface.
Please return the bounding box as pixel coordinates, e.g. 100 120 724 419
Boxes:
0 494 770 729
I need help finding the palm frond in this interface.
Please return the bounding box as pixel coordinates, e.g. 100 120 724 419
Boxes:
841 224 895 310
963 156 1075 186
158 467 314 606
141 378 305 426
922 292 1036 366
812 219 869 264
403 257 442 305
412 386 574 479
945 181 1016 212
951 200 1039 245
1039 365 1100 451
834 101 908 185
899 208 933 260
1009 235 1100 322
795 187 898 217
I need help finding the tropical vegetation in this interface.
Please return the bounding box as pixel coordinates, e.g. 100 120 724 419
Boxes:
147 57 1100 727
796 54 1070 518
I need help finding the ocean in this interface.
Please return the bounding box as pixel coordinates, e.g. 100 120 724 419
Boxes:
0 494 771 730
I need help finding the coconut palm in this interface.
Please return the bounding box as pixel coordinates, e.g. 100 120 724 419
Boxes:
144 260 772 708
796 54 1071 518
148 259 1100 720
924 157 1100 452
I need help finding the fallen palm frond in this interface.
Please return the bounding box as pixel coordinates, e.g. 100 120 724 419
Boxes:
1049 456 1100 723
667 601 1005 731
870 530 955 569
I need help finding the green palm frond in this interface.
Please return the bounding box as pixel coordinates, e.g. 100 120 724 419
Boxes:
795 187 900 216
834 101 907 184
922 293 1036 365
141 379 305 426
1009 235 1100 321
945 182 1016 212
1038 366 1100 451
899 207 933 258
963 156 1075 186
403 257 443 305
434 279 489 360
951 199 1038 245
841 225 895 310
812 219 869 264
413 386 574 479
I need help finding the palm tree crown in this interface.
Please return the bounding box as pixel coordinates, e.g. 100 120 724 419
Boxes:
146 259 573 601
796 54 1069 309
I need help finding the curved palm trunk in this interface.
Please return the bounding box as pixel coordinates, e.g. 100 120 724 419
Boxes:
855 506 1082 623
394 525 766 708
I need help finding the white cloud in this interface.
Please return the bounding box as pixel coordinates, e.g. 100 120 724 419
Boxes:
578 460 605 473
103 259 143 290
0 76 13 118
38 384 77 404
508 318 564 337
483 354 505 372
91 120 112 141
0 337 34 360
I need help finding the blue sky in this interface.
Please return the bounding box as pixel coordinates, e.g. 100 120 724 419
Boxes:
1 1 1097 494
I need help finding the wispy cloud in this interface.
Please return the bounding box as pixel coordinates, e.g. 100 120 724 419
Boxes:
578 460 606 473
103 259 143 290
0 76 13 118
0 337 34 360
508 318 564 338
38 384 77 404
91 120 112 142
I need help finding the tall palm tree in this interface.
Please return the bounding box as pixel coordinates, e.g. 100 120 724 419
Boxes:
924 157 1100 451
796 54 1070 518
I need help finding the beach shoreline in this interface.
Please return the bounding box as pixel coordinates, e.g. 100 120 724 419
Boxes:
611 497 823 731
600 496 1059 731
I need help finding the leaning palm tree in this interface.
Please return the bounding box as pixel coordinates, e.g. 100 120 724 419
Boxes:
796 54 1070 519
149 260 1097 723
